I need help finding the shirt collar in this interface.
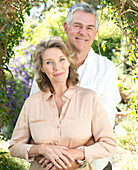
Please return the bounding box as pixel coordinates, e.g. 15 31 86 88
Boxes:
42 86 77 101
63 86 76 99
81 47 95 66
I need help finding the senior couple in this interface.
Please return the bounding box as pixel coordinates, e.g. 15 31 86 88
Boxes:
9 3 121 170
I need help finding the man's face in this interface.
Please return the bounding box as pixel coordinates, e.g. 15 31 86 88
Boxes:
64 10 98 54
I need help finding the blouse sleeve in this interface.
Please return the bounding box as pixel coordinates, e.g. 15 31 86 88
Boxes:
8 99 34 162
82 93 117 163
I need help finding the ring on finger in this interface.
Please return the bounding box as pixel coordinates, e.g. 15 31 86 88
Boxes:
55 158 60 163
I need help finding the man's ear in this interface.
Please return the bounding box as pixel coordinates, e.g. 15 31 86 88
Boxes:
64 22 68 34
95 28 98 35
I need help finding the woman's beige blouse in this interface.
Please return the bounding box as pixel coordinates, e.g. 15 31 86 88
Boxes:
9 86 116 169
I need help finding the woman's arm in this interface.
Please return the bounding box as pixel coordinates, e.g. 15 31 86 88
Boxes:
36 148 84 170
9 98 74 169
8 100 34 162
29 144 75 169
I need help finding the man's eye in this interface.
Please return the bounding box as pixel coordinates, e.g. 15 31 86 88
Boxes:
88 27 92 30
75 25 80 27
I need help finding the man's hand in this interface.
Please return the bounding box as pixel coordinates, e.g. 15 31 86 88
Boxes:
36 156 79 170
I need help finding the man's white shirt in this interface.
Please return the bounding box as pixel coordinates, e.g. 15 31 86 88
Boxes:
30 48 121 170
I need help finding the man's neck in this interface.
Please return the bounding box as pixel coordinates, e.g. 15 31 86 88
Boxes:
75 50 89 68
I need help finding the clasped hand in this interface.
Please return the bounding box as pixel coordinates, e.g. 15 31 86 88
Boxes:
38 145 76 170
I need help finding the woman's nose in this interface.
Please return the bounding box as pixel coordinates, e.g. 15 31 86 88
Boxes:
53 62 60 70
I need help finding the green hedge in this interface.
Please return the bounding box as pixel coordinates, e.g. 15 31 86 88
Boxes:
0 139 29 170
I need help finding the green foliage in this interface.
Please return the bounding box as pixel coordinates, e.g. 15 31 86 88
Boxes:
92 20 121 60
114 115 138 169
0 139 29 169
116 115 138 152
0 0 32 130
24 8 67 45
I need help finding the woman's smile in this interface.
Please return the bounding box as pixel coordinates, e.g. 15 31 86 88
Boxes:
54 72 64 77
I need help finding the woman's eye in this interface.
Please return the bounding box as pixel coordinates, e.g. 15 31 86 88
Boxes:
46 61 51 64
60 58 65 61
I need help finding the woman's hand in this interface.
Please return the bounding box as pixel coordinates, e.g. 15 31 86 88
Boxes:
36 147 84 170
67 148 84 161
39 145 74 169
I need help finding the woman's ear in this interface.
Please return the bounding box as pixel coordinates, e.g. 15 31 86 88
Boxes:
40 67 44 73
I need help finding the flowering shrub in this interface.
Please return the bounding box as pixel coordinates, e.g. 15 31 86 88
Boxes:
1 39 34 139
0 137 29 169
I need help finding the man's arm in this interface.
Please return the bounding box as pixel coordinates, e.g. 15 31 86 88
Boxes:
100 63 121 127
30 74 40 95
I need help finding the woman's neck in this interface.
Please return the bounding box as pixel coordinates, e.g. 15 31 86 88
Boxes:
53 84 67 97
53 84 68 116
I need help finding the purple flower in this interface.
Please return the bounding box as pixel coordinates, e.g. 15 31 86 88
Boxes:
14 56 21 62
22 49 27 53
29 45 35 51
25 53 32 58
19 39 25 46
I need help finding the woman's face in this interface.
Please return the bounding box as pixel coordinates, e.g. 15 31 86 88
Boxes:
41 47 70 86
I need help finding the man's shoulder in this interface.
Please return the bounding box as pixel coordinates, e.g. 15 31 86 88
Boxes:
89 48 115 67
95 53 114 66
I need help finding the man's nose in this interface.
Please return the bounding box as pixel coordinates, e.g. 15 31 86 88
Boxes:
79 27 87 35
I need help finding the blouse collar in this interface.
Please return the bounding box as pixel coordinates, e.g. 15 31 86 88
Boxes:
42 86 77 101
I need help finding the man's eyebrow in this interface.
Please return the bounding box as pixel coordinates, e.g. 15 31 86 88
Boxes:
73 22 82 25
73 22 95 27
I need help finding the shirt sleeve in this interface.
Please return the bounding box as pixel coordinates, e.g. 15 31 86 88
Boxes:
100 63 121 127
30 74 40 96
83 93 117 163
8 99 34 162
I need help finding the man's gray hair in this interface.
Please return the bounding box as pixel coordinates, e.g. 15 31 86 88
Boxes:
65 3 99 30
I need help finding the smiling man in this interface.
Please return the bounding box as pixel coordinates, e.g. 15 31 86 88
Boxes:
30 3 121 170
64 9 98 67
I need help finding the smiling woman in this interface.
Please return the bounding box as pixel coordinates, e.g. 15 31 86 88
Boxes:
33 37 79 93
40 47 70 89
9 36 116 170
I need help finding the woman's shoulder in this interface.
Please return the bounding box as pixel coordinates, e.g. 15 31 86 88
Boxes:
76 86 97 96
26 91 46 103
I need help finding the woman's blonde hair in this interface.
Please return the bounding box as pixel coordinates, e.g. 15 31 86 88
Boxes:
33 36 79 93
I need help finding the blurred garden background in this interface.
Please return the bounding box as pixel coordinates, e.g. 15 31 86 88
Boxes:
0 0 137 169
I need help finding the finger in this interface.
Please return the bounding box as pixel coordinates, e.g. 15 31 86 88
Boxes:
41 159 52 168
50 166 57 170
39 157 48 164
52 159 64 169
55 158 68 169
44 162 54 170
62 150 74 162
59 155 71 168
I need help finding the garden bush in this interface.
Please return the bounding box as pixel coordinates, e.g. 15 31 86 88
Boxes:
0 138 30 169
1 40 34 139
113 114 138 169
